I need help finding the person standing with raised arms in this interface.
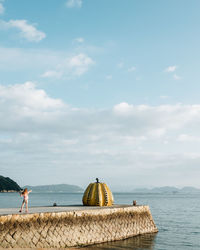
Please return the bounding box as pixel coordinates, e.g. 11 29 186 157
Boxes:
19 188 32 213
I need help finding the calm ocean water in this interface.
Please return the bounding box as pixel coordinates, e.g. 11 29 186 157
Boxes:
0 192 200 250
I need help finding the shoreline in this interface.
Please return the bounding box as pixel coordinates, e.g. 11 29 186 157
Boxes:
0 190 20 193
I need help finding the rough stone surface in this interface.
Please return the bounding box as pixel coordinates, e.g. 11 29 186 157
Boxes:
0 205 158 248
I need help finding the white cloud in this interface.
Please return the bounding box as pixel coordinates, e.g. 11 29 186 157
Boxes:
106 75 112 80
164 65 181 80
173 74 181 80
113 102 200 136
177 134 200 142
41 70 62 79
0 2 4 15
0 47 63 72
136 76 141 81
66 0 82 8
0 47 94 81
113 102 134 114
0 82 64 111
3 88 200 138
117 62 124 68
160 95 169 99
1 87 200 187
128 66 136 72
165 65 177 72
0 19 46 42
74 37 84 43
42 53 94 79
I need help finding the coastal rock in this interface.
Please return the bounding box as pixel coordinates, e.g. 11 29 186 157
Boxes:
0 176 21 192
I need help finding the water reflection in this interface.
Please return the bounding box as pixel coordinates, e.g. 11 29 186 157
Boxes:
81 233 157 250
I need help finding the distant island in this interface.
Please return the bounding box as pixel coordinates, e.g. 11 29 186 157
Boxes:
0 176 83 193
0 176 21 192
23 184 83 193
1 175 199 194
131 186 200 193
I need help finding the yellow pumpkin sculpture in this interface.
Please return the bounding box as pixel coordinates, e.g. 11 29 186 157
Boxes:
82 178 114 206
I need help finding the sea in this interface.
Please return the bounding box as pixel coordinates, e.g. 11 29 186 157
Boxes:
0 192 200 250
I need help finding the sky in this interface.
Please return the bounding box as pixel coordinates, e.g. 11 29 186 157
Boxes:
0 0 200 190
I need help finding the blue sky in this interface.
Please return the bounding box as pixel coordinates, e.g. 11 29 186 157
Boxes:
1 0 200 189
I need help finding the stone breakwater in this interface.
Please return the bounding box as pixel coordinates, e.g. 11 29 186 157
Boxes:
0 205 158 248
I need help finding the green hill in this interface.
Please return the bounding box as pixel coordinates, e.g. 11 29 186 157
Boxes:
23 184 83 193
0 176 21 192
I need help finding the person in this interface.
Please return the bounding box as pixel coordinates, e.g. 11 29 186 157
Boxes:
19 188 32 213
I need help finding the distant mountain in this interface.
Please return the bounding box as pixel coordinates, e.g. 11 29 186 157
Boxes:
151 186 179 193
180 186 200 193
132 188 149 193
0 176 21 192
23 184 83 193
132 186 200 193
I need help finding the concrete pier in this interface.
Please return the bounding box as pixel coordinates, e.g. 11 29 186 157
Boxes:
0 205 158 248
